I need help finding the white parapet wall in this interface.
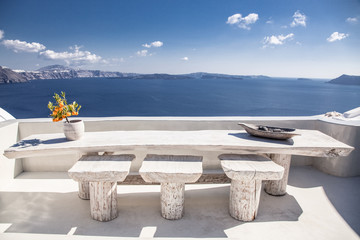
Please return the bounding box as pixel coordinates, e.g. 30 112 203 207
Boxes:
0 116 358 178
0 120 22 179
312 118 360 177
0 107 15 122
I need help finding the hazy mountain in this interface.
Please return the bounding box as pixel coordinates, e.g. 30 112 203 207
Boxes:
183 72 270 79
37 65 74 71
132 73 193 80
183 72 243 79
328 74 360 86
1 65 271 83
0 66 28 83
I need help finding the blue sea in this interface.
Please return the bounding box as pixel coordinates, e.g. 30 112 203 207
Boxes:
0 77 359 119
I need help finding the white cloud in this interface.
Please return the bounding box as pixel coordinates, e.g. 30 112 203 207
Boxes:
227 13 242 25
39 45 102 64
111 57 124 63
290 10 306 27
327 32 349 42
1 36 104 66
226 13 259 30
263 33 294 47
2 39 46 53
151 41 163 47
136 49 149 57
346 17 358 24
142 41 163 48
181 57 189 61
0 30 4 40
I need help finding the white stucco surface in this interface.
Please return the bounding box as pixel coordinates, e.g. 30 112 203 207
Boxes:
0 166 359 240
0 115 359 179
0 108 15 122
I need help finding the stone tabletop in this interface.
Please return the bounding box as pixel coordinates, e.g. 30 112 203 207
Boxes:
3 130 354 159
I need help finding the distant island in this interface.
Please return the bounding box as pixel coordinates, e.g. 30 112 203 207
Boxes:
0 65 270 84
328 74 360 86
297 78 313 81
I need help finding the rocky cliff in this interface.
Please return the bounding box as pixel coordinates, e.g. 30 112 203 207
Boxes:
1 65 270 83
14 65 125 80
0 66 28 83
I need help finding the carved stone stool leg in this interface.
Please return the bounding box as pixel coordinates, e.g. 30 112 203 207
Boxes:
89 181 118 222
229 179 262 221
78 181 90 200
264 154 291 196
160 182 185 220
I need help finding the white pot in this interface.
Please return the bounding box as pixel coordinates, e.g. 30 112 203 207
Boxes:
63 120 85 141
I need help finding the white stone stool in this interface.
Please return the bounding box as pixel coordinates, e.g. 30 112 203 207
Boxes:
219 154 284 221
68 154 134 222
139 154 203 220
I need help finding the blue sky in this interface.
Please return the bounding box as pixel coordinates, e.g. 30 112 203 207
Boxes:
0 0 359 78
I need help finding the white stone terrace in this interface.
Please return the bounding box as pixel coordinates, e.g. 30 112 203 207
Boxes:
0 167 359 240
0 115 359 239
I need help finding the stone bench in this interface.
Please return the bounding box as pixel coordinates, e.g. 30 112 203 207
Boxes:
219 154 284 221
139 154 203 220
68 154 135 222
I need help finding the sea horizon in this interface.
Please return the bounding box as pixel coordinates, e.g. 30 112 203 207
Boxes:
1 76 359 119
1 0 359 118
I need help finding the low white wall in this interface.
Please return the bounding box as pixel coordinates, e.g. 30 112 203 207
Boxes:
312 120 360 177
0 120 22 179
0 116 358 178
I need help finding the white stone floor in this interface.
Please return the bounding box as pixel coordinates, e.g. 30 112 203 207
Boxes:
0 166 359 240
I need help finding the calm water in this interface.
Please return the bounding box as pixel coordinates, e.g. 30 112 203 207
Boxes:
0 77 359 119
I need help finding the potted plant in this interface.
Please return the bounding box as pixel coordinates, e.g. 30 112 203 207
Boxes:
48 91 84 140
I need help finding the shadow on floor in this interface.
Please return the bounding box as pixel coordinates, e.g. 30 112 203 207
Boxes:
0 185 302 238
288 166 360 235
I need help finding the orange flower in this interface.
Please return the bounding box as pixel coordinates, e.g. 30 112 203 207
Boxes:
48 92 81 122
